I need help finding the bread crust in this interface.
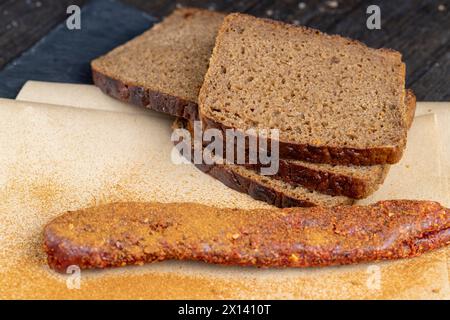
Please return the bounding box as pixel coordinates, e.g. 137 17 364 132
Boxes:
244 160 380 199
200 115 405 166
181 118 383 199
175 118 353 206
92 69 199 121
43 201 450 272
194 160 319 208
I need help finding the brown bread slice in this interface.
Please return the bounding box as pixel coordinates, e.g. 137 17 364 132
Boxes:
91 8 225 120
178 90 415 199
199 13 408 166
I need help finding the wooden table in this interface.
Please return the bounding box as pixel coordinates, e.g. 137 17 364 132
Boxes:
0 0 449 100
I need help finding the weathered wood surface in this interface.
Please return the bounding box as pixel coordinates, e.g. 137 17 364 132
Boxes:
0 0 448 99
0 0 156 98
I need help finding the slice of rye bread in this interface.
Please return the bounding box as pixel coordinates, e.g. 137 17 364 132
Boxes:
91 8 225 120
178 90 415 199
173 119 353 207
198 13 408 166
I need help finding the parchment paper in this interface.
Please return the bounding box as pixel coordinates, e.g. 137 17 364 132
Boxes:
0 81 447 299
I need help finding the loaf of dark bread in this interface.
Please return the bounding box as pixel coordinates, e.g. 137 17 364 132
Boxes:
92 8 412 196
199 13 408 166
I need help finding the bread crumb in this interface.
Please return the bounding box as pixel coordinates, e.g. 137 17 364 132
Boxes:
326 1 339 9
298 2 306 10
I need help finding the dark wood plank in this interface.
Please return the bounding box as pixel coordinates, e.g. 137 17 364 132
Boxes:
0 0 448 99
0 0 156 98
124 0 272 16
0 0 86 68
377 2 450 90
295 0 363 31
123 0 235 17
239 0 363 30
329 0 450 99
125 0 364 28
410 48 450 100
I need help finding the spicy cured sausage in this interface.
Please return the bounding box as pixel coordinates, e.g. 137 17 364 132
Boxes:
44 200 450 272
